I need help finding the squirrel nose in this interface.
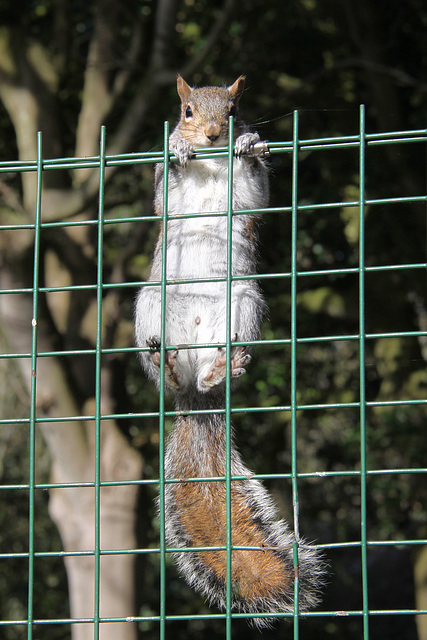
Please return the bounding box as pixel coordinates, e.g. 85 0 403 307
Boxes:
205 124 221 142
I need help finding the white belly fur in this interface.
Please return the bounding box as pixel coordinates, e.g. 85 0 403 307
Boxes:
135 155 265 392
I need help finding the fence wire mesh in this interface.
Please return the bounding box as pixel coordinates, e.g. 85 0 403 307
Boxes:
0 106 426 640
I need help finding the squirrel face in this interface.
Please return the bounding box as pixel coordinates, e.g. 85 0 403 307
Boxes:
176 75 245 148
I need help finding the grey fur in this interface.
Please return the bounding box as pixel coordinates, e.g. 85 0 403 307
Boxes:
135 77 325 626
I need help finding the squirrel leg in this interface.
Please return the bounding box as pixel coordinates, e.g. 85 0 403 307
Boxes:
199 335 251 392
147 337 181 391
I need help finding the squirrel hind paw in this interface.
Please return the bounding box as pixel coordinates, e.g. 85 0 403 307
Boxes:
146 337 181 391
234 132 261 158
199 346 251 391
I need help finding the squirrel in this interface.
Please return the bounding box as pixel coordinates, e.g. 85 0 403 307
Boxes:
135 75 324 626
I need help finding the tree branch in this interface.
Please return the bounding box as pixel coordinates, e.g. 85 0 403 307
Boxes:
149 0 238 86
74 0 120 169
111 21 142 99
0 25 68 210
150 0 179 73
75 0 143 171
180 0 237 80
0 178 26 215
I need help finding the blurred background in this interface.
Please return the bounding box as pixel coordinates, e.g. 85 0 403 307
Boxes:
0 1 426 639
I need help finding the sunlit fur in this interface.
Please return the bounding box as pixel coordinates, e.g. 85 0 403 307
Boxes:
135 76 325 626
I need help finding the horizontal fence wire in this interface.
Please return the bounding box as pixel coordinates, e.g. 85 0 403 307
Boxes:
0 109 426 638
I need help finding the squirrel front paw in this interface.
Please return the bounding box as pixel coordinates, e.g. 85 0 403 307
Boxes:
170 137 194 167
234 132 261 158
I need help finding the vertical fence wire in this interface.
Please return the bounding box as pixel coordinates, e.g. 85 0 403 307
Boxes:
291 110 301 639
27 131 44 640
358 105 370 639
158 120 171 640
93 125 107 637
225 115 236 639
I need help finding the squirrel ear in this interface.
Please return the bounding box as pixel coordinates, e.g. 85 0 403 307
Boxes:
228 76 246 103
177 75 192 104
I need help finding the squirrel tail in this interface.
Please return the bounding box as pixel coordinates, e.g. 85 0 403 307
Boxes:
163 404 325 627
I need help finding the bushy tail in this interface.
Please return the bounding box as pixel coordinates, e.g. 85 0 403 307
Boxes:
163 409 325 627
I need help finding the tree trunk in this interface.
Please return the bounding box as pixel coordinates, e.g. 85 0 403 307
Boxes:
0 261 143 639
0 3 236 634
49 409 142 640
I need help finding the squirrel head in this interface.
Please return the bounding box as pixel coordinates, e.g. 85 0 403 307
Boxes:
176 75 246 148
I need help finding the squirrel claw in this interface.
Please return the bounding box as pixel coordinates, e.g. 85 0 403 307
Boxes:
170 138 194 167
147 336 161 351
234 132 261 158
146 337 181 390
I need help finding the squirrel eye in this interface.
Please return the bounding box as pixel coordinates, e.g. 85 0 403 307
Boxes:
229 105 237 118
185 105 193 118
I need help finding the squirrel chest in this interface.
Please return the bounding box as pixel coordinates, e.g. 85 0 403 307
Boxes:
167 155 260 214
159 156 263 281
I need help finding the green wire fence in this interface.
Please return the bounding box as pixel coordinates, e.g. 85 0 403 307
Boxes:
0 105 427 639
